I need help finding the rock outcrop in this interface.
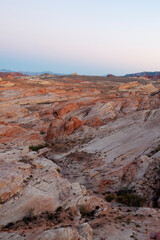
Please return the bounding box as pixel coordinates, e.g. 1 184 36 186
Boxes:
35 224 92 240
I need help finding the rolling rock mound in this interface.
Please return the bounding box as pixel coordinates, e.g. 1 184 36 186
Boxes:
0 74 160 240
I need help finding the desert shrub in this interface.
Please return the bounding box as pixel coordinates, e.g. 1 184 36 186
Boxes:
28 208 34 217
126 209 131 212
22 216 32 223
79 205 89 216
22 208 37 223
105 194 115 202
47 212 55 220
29 143 49 151
5 222 14 229
46 208 63 223
56 206 63 212
117 188 146 207
126 218 131 224
40 130 45 135
116 216 123 220
117 188 133 196
79 205 95 217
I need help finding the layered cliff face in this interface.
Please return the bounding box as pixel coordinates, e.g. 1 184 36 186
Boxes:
0 74 160 240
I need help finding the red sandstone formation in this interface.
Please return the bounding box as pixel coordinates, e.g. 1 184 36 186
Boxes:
106 74 115 77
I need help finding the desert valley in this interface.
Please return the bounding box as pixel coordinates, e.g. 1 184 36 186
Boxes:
0 72 160 240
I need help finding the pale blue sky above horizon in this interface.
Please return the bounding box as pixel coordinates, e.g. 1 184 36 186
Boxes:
0 0 160 75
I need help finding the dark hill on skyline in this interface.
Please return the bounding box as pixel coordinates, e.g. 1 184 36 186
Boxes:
125 71 160 77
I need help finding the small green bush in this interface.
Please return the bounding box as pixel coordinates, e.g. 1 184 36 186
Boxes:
126 218 131 224
47 212 55 220
28 208 35 217
22 208 37 223
105 194 115 202
117 188 146 207
56 206 63 212
29 143 49 152
5 222 14 229
79 205 96 217
79 205 88 216
40 130 45 135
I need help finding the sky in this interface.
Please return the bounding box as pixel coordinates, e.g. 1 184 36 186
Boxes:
0 0 160 75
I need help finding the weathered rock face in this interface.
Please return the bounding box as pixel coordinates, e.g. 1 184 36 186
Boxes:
119 81 140 90
35 224 92 240
0 232 24 240
0 73 160 240
0 162 30 203
65 116 83 135
47 108 160 198
126 155 160 206
46 88 160 144
0 224 92 240
35 228 81 240
46 116 83 141
0 158 88 226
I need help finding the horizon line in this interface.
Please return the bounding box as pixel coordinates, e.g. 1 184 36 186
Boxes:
1 68 160 77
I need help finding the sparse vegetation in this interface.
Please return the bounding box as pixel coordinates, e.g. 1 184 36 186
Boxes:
46 207 63 223
105 194 115 202
116 216 123 220
46 211 55 221
5 222 14 229
56 168 61 173
126 209 131 212
28 208 35 218
126 218 131 224
56 206 63 212
40 130 45 135
29 143 49 151
79 205 89 216
22 208 37 224
79 204 96 218
117 188 146 207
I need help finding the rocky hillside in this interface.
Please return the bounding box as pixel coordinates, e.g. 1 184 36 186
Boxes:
0 73 160 240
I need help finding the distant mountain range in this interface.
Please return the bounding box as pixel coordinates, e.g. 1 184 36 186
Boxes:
125 71 160 77
1 69 160 78
0 69 58 76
